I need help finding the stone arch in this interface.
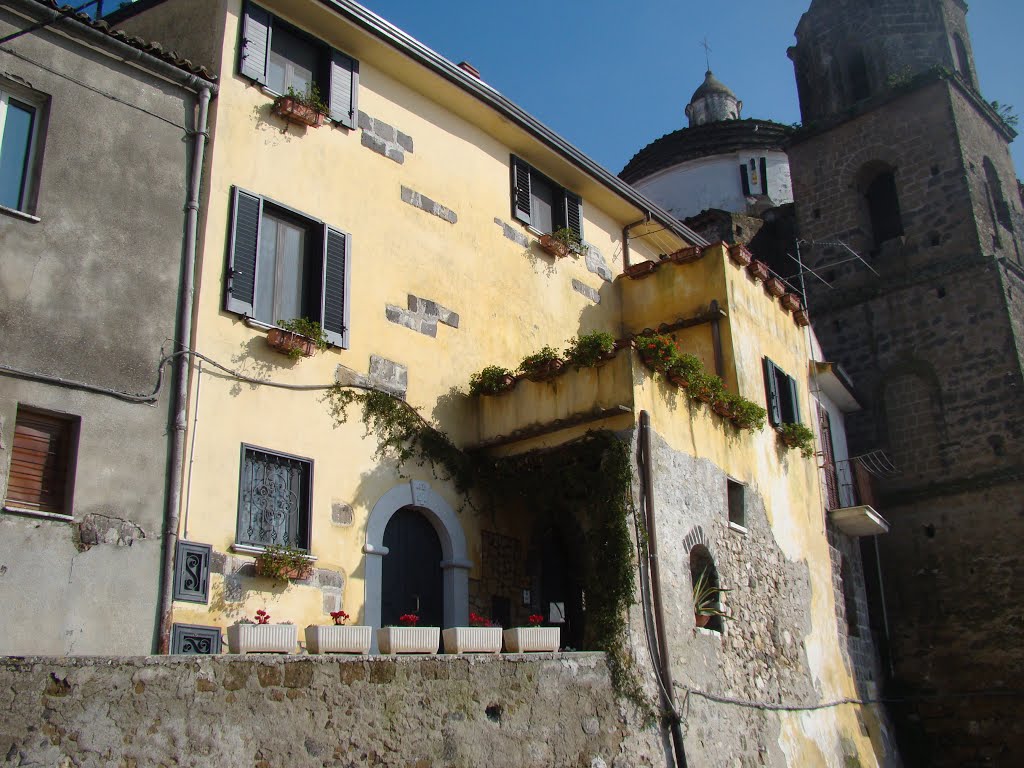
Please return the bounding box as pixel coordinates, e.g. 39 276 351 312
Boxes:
364 480 470 651
877 359 946 481
685 526 725 632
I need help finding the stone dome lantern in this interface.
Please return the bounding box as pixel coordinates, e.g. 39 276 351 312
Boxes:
685 70 742 127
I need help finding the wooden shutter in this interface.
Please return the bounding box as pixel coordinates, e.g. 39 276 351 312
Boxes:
759 157 768 195
510 155 532 225
225 188 262 316
7 410 73 514
763 358 782 427
239 2 272 85
740 164 751 195
563 191 583 240
787 375 801 423
329 50 359 129
817 404 840 510
321 226 350 348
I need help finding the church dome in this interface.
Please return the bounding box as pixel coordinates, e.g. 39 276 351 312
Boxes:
690 70 737 103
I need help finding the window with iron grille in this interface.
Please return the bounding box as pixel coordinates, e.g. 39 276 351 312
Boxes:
236 445 312 550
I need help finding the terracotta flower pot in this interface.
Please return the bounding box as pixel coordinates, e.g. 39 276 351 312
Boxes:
793 309 810 327
668 246 703 264
624 260 658 279
667 372 690 389
271 96 325 128
781 293 802 312
765 277 786 297
712 401 734 418
728 244 752 267
538 234 571 258
266 328 316 358
695 614 711 629
747 260 769 282
524 358 565 382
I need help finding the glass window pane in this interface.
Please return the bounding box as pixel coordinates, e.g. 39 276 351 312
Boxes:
255 216 279 324
274 219 306 322
239 449 308 548
530 175 555 234
268 26 317 95
0 99 35 211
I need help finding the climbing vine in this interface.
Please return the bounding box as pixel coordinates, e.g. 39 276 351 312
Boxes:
324 385 651 714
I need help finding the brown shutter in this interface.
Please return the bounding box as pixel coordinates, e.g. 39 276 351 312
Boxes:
6 410 73 514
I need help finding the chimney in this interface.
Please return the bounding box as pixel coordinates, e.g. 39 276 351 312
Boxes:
457 61 481 79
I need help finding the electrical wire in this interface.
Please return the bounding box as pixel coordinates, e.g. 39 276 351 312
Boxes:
682 685 1024 713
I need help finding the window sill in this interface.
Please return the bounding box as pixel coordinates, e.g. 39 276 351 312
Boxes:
242 316 340 351
0 204 40 223
3 505 72 522
230 542 317 562
694 627 723 638
728 521 748 535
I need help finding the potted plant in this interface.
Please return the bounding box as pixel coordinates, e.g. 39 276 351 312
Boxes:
692 570 732 629
688 371 725 404
728 244 753 267
666 352 703 389
624 259 658 279
378 613 440 655
228 610 298 654
266 317 330 360
305 610 372 654
254 543 313 581
504 614 560 653
793 309 810 327
518 346 565 382
271 84 329 128
634 333 678 373
469 365 517 396
712 390 738 419
443 612 503 654
564 331 616 369
668 245 703 264
538 227 587 258
730 397 767 432
779 422 816 457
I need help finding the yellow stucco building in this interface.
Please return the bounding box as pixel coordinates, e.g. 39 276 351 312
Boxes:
112 1 898 764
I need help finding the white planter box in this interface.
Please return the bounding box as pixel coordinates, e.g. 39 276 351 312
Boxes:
377 626 440 655
503 626 560 653
305 625 372 654
227 623 297 654
442 626 502 654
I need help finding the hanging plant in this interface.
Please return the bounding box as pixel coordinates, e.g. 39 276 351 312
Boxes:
666 352 702 388
564 331 617 369
730 396 767 431
634 333 678 373
518 345 565 381
779 422 816 457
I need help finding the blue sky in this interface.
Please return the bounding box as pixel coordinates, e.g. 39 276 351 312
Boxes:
356 0 1024 178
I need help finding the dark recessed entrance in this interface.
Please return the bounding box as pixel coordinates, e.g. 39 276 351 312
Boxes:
381 507 443 628
540 526 585 650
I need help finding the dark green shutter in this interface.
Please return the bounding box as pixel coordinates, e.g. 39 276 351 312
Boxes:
510 155 532 225
564 191 583 240
740 164 751 195
239 2 271 85
329 50 359 129
225 188 262 316
321 226 350 348
763 357 782 427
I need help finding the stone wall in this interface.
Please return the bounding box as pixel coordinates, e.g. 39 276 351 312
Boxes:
0 654 664 768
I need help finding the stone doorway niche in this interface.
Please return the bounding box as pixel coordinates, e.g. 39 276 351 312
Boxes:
364 480 470 652
690 543 724 633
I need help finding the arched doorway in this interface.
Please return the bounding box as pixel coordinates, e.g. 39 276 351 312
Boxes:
381 507 443 628
364 480 471 652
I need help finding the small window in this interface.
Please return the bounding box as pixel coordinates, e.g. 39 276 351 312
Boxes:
225 187 351 347
236 445 312 550
0 88 42 214
239 3 359 129
848 49 870 102
863 169 903 247
953 34 975 88
510 155 584 239
984 157 1013 232
4 406 78 516
763 357 801 427
727 479 745 528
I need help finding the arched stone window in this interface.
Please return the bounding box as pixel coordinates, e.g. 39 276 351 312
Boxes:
848 49 870 102
858 162 903 248
953 34 975 87
689 544 724 633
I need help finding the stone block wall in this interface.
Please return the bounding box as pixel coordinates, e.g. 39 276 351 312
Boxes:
0 654 663 768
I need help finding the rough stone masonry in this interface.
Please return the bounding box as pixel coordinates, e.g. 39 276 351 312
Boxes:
0 654 664 768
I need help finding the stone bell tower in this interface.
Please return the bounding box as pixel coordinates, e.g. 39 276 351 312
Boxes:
787 0 1024 764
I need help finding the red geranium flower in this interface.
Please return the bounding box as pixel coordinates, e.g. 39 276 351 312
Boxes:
399 614 420 627
330 610 349 626
469 612 492 627
254 609 270 625
528 614 544 626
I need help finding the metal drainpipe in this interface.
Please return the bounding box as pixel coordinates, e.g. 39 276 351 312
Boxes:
640 411 689 768
156 85 212 654
622 213 652 272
